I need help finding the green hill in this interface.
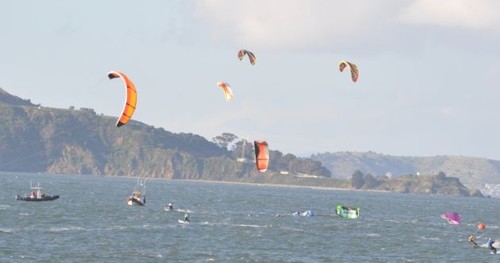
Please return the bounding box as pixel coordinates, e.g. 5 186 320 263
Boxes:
0 88 329 180
311 151 500 189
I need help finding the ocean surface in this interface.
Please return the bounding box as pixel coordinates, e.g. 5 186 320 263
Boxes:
0 172 499 263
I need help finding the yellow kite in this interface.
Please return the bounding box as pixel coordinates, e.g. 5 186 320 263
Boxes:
217 81 233 101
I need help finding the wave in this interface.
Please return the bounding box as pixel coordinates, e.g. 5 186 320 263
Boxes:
175 209 193 213
0 228 13 233
48 226 86 232
236 224 269 228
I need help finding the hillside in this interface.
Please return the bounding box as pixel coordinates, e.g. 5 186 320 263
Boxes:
0 88 488 197
311 151 500 189
0 88 329 179
0 88 35 106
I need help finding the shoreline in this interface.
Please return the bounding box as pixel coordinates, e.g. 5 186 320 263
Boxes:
2 171 474 197
169 178 393 194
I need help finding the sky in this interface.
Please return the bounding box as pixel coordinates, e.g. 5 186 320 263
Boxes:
1 0 500 159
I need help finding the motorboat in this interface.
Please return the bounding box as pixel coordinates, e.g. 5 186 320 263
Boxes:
127 178 146 206
16 181 59 202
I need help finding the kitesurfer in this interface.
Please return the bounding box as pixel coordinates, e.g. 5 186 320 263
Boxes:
468 234 478 248
184 213 190 223
167 203 174 211
487 238 497 254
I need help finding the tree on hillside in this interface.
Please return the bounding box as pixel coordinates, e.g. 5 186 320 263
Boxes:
351 170 365 189
436 171 446 180
363 173 380 188
212 133 238 150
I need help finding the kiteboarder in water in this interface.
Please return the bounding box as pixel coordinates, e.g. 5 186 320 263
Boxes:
487 238 497 254
468 234 478 248
184 213 190 223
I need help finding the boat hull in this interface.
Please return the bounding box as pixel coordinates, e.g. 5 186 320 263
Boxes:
16 195 59 201
127 196 145 206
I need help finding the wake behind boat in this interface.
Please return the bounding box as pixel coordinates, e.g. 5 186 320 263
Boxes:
16 181 59 202
126 178 146 206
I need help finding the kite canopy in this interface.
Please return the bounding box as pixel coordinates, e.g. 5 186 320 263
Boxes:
254 140 269 172
237 49 256 65
107 71 137 127
217 81 233 101
441 212 461 224
339 60 359 82
336 205 360 219
292 210 315 217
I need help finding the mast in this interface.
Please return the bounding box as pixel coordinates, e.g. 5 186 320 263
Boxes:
237 138 247 162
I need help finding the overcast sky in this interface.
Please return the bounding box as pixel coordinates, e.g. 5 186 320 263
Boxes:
1 0 500 159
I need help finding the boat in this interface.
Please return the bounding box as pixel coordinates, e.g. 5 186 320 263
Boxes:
16 181 59 201
126 178 146 206
336 204 360 219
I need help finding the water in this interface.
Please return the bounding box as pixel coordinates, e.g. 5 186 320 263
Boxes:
0 172 499 262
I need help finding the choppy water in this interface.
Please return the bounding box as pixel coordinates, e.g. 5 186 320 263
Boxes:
0 172 499 262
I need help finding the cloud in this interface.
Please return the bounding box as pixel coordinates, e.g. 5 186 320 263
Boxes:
195 0 500 52
195 0 404 51
399 0 500 30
